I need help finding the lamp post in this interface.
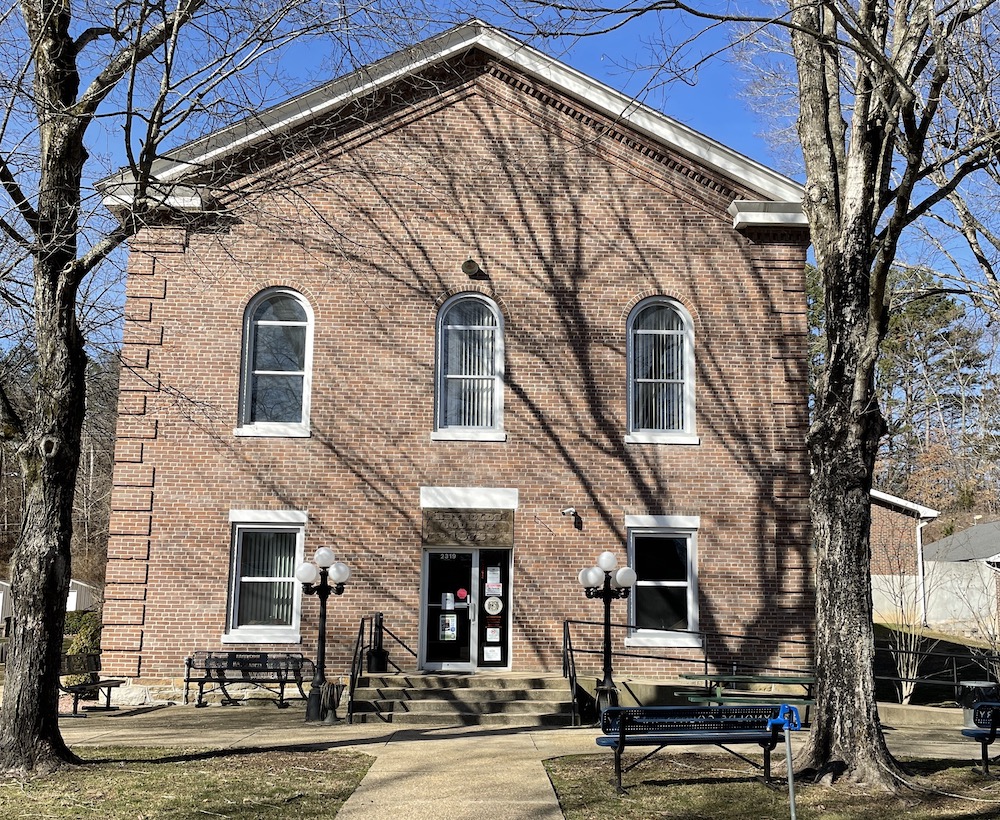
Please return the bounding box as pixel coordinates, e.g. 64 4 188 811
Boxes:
295 547 351 723
578 551 637 714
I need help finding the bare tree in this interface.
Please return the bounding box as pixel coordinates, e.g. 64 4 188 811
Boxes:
510 0 1000 789
0 0 430 773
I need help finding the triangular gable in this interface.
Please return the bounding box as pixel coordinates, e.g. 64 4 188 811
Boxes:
101 20 805 229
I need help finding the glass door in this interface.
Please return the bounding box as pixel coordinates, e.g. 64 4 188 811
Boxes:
423 551 476 671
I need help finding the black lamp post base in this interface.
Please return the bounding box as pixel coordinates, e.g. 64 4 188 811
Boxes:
596 683 619 714
305 686 327 723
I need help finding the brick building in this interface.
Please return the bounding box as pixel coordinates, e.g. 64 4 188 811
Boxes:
99 22 813 687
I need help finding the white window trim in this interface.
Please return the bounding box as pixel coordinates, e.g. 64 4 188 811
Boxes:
625 297 698 444
223 509 308 644
434 292 505 438
431 429 508 442
234 288 314 438
420 486 519 509
624 514 701 648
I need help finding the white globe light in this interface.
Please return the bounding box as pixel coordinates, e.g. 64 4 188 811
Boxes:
313 547 336 568
295 562 319 584
578 568 591 587
616 566 638 587
597 551 618 572
330 561 351 584
584 566 605 588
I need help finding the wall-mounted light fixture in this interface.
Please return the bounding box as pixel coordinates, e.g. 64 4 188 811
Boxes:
462 258 488 279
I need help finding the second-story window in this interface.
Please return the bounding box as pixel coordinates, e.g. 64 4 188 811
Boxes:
433 294 505 441
236 288 313 437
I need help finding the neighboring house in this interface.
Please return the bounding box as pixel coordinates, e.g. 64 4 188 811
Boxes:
870 489 941 626
2 578 97 638
67 580 98 613
921 521 1000 634
98 22 812 686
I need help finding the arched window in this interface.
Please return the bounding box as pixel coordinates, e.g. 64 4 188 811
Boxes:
236 288 313 437
626 297 698 444
433 294 505 441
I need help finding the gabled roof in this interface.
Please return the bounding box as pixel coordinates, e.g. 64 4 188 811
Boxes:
870 489 940 521
923 520 1000 563
101 20 806 228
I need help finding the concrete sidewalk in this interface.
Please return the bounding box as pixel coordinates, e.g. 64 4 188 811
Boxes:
58 702 981 820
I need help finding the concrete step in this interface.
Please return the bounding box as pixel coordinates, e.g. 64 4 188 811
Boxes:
348 672 574 726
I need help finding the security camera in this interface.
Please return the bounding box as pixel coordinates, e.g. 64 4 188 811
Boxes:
561 507 577 517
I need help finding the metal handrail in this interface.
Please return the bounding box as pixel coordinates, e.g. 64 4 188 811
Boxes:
562 617 1000 705
346 616 370 724
562 620 579 725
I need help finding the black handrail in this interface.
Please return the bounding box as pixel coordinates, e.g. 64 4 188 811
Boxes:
347 616 370 724
563 617 1000 705
562 620 579 725
346 612 420 723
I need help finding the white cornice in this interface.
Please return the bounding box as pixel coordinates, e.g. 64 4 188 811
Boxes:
100 21 805 216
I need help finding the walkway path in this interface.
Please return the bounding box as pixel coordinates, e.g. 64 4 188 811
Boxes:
58 702 974 820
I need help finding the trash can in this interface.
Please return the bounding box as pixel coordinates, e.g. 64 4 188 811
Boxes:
960 681 999 728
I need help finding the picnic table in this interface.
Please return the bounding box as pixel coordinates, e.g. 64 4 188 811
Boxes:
679 672 815 708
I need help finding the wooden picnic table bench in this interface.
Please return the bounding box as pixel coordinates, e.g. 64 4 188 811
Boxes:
184 651 314 708
596 703 802 793
59 653 125 716
961 700 1000 774
679 672 815 711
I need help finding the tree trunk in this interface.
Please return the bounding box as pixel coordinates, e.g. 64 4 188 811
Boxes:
0 0 88 770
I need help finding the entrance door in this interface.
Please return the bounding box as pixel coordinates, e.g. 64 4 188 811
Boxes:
423 551 476 671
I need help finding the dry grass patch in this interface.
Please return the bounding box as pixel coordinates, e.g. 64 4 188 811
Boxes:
547 752 1000 819
0 746 373 819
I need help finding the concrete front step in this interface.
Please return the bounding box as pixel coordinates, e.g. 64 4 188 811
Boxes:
348 672 574 726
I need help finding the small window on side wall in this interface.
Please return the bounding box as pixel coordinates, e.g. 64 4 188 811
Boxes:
625 297 699 445
625 515 701 648
224 511 306 644
432 293 506 441
235 288 313 437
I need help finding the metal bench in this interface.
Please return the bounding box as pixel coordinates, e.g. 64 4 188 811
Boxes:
59 653 125 716
184 651 314 708
597 703 802 793
961 700 1000 774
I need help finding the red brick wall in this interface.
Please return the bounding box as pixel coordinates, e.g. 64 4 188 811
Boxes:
102 56 812 682
870 502 921 576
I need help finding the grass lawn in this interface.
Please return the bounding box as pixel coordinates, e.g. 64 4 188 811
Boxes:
546 752 1000 819
0 747 373 819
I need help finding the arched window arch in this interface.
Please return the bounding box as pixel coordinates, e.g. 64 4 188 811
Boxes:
236 288 313 437
432 293 506 441
626 297 699 444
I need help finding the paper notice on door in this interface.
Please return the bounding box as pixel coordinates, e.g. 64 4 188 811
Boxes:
487 567 501 584
485 583 502 596
440 614 457 641
486 628 500 642
483 646 502 662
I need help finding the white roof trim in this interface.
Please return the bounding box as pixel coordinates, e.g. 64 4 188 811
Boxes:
870 489 940 520
728 200 809 230
101 21 805 212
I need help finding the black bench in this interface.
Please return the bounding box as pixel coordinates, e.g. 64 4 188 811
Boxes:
597 703 802 793
961 700 1000 774
59 653 125 716
184 651 314 708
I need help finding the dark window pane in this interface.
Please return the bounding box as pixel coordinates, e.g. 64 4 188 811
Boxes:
237 580 294 626
445 300 496 327
635 586 688 631
251 374 304 423
254 294 306 323
634 383 684 430
240 531 296 577
634 536 688 581
253 325 306 371
635 304 682 332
